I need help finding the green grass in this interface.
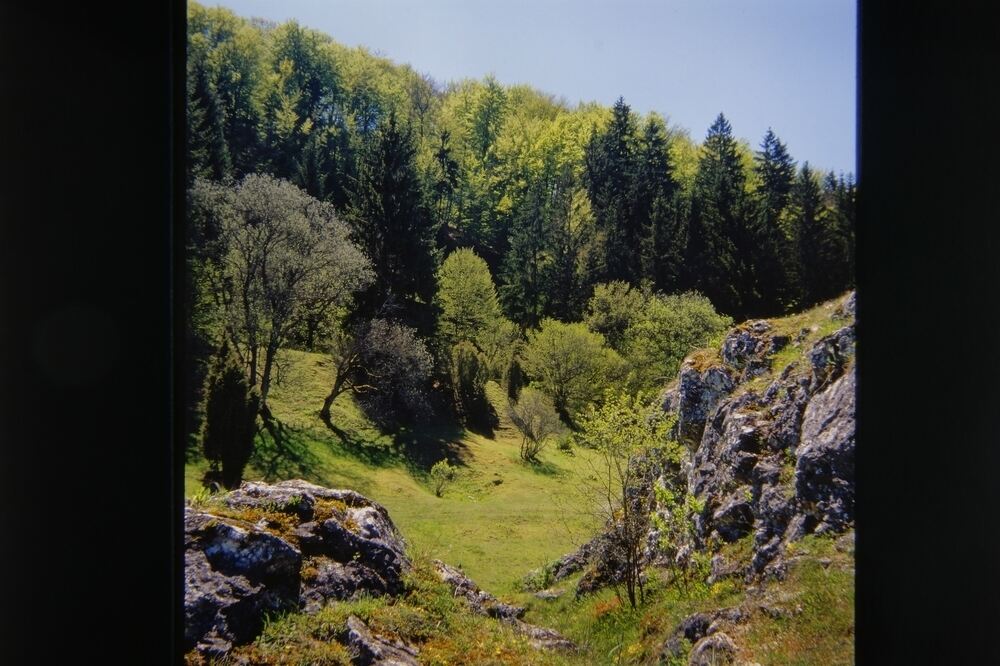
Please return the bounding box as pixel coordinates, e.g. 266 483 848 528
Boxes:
185 295 855 664
186 350 603 595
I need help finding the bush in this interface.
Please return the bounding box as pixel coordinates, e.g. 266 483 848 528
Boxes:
520 319 624 421
622 291 732 392
430 459 456 497
450 341 495 431
508 386 565 462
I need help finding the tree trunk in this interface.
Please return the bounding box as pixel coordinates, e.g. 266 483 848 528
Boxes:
320 372 347 425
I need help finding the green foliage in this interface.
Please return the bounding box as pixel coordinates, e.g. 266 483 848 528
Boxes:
652 486 710 597
575 391 676 609
201 341 260 489
685 113 749 317
508 386 565 462
521 319 624 420
190 173 372 407
429 459 456 497
450 340 494 431
621 291 732 393
347 112 440 333
435 247 503 349
584 280 647 351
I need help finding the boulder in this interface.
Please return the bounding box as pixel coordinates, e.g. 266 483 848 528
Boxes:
661 608 746 662
300 559 394 613
184 481 411 658
184 508 302 655
688 631 738 665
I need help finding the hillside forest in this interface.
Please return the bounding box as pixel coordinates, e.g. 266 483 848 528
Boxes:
185 2 854 461
183 4 856 663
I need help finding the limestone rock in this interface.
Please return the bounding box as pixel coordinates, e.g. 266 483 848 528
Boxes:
344 615 420 666
796 367 856 533
433 560 524 621
184 480 411 658
676 363 736 449
433 560 576 651
688 631 737 665
184 508 302 655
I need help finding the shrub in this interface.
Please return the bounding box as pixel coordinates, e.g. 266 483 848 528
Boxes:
520 318 624 421
430 459 456 497
508 386 565 462
450 341 495 431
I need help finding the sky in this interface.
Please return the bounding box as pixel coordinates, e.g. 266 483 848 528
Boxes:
211 0 857 175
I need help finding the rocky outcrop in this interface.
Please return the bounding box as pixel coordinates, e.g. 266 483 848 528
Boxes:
675 364 736 449
184 509 303 657
344 615 420 666
433 560 525 621
662 292 856 579
433 560 577 652
184 480 410 657
660 607 747 663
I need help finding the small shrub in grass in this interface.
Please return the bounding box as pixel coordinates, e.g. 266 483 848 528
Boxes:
430 459 456 497
519 562 556 592
508 386 565 462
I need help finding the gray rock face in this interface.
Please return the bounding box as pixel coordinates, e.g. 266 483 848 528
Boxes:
796 368 856 533
184 480 411 658
676 364 736 449
345 615 420 666
720 320 790 382
184 508 302 656
688 631 737 665
663 293 856 579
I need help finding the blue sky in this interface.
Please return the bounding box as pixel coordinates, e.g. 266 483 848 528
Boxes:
211 0 856 175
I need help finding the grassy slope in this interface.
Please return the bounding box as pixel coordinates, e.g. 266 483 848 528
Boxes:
186 350 603 595
186 292 855 664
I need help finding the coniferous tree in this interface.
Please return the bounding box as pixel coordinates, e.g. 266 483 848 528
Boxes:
348 113 440 334
685 113 748 316
187 62 232 184
585 97 641 284
201 341 260 490
500 180 549 329
635 116 684 292
748 128 800 314
791 163 828 305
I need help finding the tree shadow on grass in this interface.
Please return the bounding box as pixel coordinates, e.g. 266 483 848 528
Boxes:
250 417 324 484
320 415 471 481
521 456 562 477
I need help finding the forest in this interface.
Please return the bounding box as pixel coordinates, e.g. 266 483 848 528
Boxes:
185 0 854 492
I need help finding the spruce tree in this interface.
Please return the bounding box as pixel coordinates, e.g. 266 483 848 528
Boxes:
791 163 827 305
635 116 683 292
187 62 232 184
685 113 747 316
748 128 800 314
500 180 549 329
585 97 640 284
201 341 260 490
347 112 440 334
